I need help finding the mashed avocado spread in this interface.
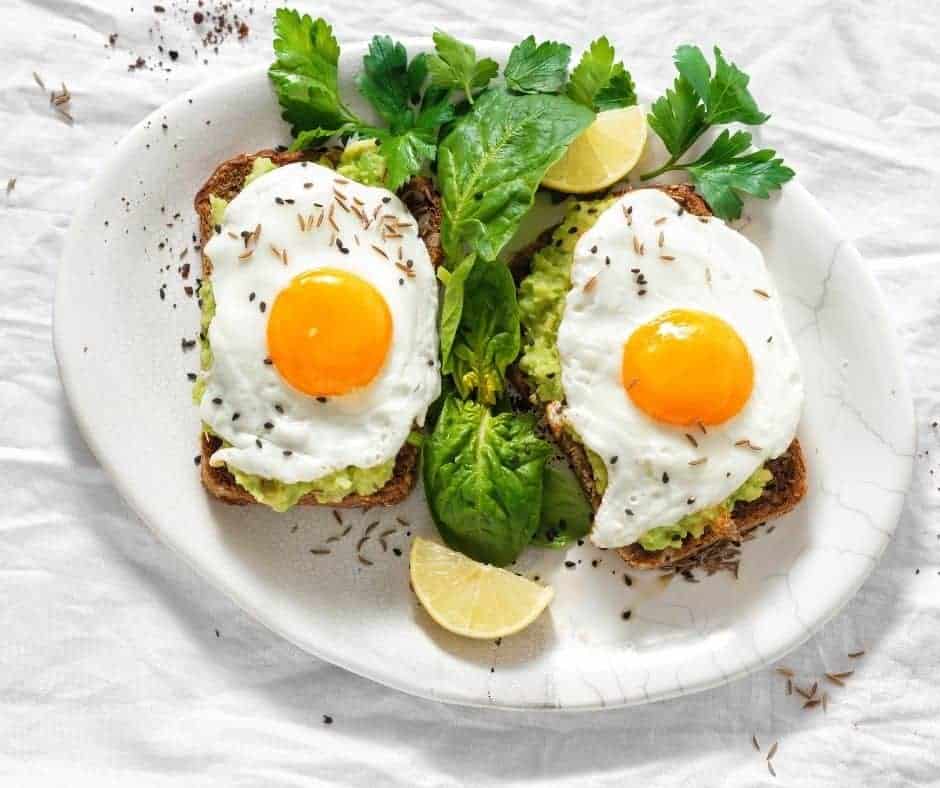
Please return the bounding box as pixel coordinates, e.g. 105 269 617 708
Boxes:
194 147 396 510
517 198 773 552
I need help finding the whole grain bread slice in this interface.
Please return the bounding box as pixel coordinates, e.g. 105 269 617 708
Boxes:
194 148 442 508
509 183 807 568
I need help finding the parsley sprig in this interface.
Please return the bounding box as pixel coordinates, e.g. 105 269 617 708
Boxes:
641 45 793 219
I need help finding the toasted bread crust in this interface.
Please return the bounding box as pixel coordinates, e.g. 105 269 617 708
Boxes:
194 148 442 508
509 183 807 568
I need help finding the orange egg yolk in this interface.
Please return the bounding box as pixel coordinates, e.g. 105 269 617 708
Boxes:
621 309 753 426
267 268 392 397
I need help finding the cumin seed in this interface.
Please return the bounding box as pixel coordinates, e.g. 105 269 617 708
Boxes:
658 231 664 247
803 699 821 710
356 537 369 551
685 433 698 448
752 735 760 753
357 555 374 566
768 761 776 778
5 177 15 194
688 457 708 466
364 521 380 537
371 244 389 259
766 741 778 761
753 288 771 299
786 678 792 696
309 548 331 555
660 255 675 261
832 670 854 679
654 216 667 225
583 274 598 292
824 672 845 687
775 667 794 677
332 510 342 525
33 71 45 90
848 650 865 659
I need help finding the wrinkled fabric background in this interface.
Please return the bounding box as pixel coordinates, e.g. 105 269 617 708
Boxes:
3 0 939 784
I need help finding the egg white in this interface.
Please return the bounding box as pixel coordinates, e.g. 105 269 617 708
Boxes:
557 189 802 549
199 162 440 484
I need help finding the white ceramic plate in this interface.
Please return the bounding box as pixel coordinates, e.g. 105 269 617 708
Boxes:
54 41 914 710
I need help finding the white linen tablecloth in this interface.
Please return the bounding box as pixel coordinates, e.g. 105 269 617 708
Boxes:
3 0 939 784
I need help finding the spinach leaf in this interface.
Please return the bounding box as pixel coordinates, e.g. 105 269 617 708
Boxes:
444 258 520 404
423 394 552 566
504 36 571 94
437 254 476 372
437 88 594 262
531 464 592 548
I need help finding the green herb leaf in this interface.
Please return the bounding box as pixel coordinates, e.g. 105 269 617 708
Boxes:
504 36 571 94
423 395 552 566
355 35 413 132
438 254 476 371
531 464 593 548
646 76 707 158
426 31 499 104
567 36 636 111
268 10 361 137
437 88 594 262
444 258 520 404
702 47 769 126
672 44 711 107
683 130 794 219
289 124 357 151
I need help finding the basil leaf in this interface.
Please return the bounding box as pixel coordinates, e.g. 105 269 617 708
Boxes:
423 395 552 566
437 88 594 262
531 464 592 548
505 36 571 94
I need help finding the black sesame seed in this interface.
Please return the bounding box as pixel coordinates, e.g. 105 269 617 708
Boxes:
285 198 295 205
232 412 240 421
316 396 328 403
181 338 196 351
622 610 632 620
427 359 434 367
625 508 633 516
687 497 696 505
187 372 197 381
322 715 333 724
275 197 284 205
275 404 284 413
259 301 267 313
623 573 633 586
263 357 273 365
591 559 599 568
212 397 222 405
392 547 402 556
638 289 647 296
564 561 576 569
283 449 292 457
214 224 221 234
264 421 273 430
605 256 611 265
399 278 404 285
568 226 578 234
662 472 670 484
590 245 598 253
304 182 313 188
249 292 256 302
194 455 201 465
381 196 391 204
610 455 618 464
168 50 178 61
256 439 262 449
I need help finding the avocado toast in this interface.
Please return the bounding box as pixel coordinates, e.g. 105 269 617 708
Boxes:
509 183 807 569
194 147 443 509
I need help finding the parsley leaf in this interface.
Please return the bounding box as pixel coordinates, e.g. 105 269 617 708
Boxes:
375 98 455 190
567 36 636 111
683 130 794 219
675 45 769 125
355 35 413 132
646 76 707 157
437 88 594 263
268 10 359 137
504 36 571 94
642 44 790 218
427 31 499 104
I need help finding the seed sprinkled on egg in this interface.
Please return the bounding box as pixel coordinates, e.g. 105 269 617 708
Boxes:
654 217 667 226
688 457 708 466
685 433 698 448
660 255 675 261
753 288 770 299
371 244 389 259
662 472 669 484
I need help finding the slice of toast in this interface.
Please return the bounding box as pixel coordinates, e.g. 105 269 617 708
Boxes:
509 183 807 568
194 148 442 508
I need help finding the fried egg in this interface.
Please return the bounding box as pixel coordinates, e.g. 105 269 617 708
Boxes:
199 162 439 484
557 189 802 548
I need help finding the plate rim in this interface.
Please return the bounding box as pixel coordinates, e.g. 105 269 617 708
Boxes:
53 49 915 711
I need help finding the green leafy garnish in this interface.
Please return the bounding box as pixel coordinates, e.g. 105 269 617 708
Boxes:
423 394 552 567
437 88 594 262
442 257 520 404
268 10 359 139
566 36 636 111
685 130 794 221
504 36 571 94
270 16 460 190
642 45 793 219
530 464 592 548
426 31 499 104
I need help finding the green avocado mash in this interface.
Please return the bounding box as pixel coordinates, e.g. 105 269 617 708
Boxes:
335 138 387 186
194 149 397 510
228 457 395 512
638 467 773 551
244 156 277 186
517 197 616 402
209 195 228 227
